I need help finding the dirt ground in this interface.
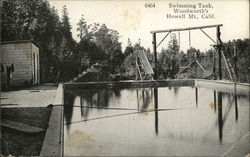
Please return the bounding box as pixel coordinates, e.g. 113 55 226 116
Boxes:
1 107 52 156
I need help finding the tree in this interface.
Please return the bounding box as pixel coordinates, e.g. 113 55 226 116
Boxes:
1 0 70 82
60 5 75 51
76 15 101 41
222 39 250 82
167 34 180 78
124 38 134 57
158 49 172 78
93 24 123 73
157 34 180 79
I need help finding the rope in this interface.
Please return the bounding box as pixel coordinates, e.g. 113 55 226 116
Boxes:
64 107 196 125
57 104 195 111
69 105 138 111
178 31 180 47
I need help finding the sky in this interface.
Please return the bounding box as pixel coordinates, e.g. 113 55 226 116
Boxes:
48 0 249 52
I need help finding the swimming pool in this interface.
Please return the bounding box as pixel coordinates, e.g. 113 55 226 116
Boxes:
63 84 249 156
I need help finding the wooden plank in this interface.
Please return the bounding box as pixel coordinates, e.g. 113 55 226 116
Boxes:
151 24 223 33
2 55 29 59
12 69 32 73
1 119 44 133
32 43 39 54
12 75 32 80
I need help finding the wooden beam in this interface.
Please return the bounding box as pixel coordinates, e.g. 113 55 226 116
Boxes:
151 24 223 34
1 119 44 133
217 26 223 80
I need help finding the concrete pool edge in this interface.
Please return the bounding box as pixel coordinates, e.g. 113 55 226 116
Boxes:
64 79 249 95
40 83 64 156
64 79 195 89
195 79 250 95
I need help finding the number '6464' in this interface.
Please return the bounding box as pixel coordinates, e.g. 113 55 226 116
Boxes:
145 3 155 8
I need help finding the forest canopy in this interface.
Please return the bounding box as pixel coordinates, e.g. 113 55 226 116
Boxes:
1 0 249 83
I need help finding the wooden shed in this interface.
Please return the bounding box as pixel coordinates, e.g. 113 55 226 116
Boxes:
1 40 40 88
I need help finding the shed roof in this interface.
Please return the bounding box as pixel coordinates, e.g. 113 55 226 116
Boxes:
1 40 39 48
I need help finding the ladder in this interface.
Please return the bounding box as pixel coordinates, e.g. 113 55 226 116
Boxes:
221 49 237 81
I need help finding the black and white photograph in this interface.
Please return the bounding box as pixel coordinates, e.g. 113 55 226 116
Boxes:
0 0 249 156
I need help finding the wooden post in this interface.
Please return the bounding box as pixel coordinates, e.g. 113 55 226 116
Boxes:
216 26 222 80
233 45 238 82
153 33 157 79
135 54 138 80
218 49 222 80
213 51 216 80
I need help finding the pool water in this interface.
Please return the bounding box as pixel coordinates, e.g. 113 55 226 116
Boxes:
63 86 249 156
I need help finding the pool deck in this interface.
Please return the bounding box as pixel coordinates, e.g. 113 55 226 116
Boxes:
0 84 58 107
1 83 64 156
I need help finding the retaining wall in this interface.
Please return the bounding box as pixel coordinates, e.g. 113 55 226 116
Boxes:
40 83 64 156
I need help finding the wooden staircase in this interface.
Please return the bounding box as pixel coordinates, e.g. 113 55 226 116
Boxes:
71 62 107 82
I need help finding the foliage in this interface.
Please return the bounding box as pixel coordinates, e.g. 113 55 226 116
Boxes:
174 39 249 82
157 34 180 79
120 39 154 80
1 0 124 82
1 0 77 82
2 0 249 83
76 19 124 75
124 38 134 57
223 39 250 82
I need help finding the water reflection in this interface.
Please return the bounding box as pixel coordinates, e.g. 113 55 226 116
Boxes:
64 91 75 133
154 88 158 135
195 87 198 108
235 94 238 121
64 86 250 156
136 88 153 111
64 87 158 133
215 89 240 143
64 86 248 144
217 91 223 143
233 86 238 122
213 91 217 112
